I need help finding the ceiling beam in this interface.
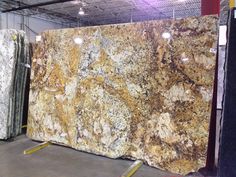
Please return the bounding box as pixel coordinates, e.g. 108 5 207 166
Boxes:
1 0 75 13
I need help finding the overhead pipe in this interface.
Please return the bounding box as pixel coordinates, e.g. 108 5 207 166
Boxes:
1 0 75 13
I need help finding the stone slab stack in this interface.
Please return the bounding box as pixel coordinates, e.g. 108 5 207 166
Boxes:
0 29 30 139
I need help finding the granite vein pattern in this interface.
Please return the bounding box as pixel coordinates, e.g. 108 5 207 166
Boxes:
28 16 218 175
0 29 30 139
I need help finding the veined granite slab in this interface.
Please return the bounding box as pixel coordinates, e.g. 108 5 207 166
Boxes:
27 16 218 175
0 30 30 139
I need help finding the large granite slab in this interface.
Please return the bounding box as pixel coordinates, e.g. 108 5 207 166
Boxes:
27 16 218 175
0 30 30 139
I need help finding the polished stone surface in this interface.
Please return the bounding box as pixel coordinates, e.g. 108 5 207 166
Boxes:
28 16 218 175
0 30 15 139
0 29 30 139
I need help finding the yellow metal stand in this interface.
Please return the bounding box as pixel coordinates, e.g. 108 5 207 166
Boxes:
120 160 143 177
230 0 236 8
24 141 51 155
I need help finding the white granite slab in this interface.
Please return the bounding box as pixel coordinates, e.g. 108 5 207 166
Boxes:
0 29 29 139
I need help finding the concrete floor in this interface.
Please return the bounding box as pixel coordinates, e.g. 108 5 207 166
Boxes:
0 135 178 177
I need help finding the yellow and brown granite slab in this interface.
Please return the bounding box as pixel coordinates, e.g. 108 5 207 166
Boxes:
27 16 218 175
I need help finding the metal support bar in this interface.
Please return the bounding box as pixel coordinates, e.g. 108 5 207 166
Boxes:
2 0 74 13
120 160 143 177
24 142 51 155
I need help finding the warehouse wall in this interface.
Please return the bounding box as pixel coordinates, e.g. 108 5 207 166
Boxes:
0 13 66 42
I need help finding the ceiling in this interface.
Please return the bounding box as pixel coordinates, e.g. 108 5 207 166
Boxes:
0 0 201 26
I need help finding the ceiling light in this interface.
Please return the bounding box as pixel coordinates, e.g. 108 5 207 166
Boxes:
74 37 83 45
78 7 85 15
162 32 171 39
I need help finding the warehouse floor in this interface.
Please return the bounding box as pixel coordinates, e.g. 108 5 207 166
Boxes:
0 135 179 177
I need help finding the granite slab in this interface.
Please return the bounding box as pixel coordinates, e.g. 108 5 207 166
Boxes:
27 16 218 175
0 29 30 139
218 9 236 177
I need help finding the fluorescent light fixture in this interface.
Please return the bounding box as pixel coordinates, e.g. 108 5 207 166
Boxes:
78 7 85 15
74 37 83 44
162 32 171 39
36 35 42 42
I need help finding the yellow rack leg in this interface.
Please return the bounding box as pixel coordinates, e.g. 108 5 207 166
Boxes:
121 160 143 177
230 0 236 8
24 141 51 155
